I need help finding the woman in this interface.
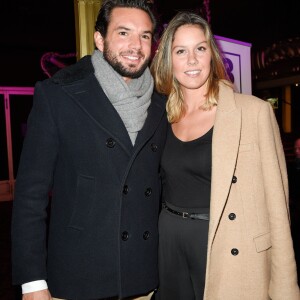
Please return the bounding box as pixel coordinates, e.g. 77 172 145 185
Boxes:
151 11 299 300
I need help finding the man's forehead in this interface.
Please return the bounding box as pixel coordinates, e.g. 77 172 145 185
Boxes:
109 7 153 28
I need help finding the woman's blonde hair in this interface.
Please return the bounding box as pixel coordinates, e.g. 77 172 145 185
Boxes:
150 11 231 123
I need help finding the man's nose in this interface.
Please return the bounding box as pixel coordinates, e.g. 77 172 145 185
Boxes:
129 35 142 50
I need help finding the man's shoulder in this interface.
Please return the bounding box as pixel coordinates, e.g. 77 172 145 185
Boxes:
152 90 167 104
49 55 94 85
150 91 167 115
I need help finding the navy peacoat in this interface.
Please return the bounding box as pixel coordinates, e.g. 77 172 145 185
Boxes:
11 56 168 299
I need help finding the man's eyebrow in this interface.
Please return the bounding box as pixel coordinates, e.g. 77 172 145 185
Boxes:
116 26 131 31
115 26 153 35
143 30 153 35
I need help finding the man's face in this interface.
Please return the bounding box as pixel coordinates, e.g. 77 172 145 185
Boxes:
94 7 153 82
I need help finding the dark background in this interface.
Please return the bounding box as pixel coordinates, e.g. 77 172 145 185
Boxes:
0 1 299 299
158 0 300 47
0 0 299 86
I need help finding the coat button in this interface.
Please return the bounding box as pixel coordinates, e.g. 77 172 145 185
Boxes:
231 248 239 256
143 231 150 240
232 175 237 183
106 138 116 148
228 213 236 220
123 185 129 195
145 188 152 197
121 231 129 241
151 143 158 152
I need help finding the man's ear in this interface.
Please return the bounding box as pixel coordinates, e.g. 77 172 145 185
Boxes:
94 31 104 51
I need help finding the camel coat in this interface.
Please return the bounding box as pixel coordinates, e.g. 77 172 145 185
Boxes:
203 83 299 300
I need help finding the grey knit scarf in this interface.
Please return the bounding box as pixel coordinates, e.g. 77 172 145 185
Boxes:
91 50 153 145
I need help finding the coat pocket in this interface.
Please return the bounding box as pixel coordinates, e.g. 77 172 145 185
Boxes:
68 174 95 230
253 232 272 252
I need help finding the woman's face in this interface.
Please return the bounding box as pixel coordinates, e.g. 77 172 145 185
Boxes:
171 24 212 92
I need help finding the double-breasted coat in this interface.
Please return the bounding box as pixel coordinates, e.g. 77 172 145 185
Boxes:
204 83 299 299
11 56 167 299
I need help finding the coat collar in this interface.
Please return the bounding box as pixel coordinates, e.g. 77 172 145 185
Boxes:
55 57 166 156
134 91 166 151
208 82 242 249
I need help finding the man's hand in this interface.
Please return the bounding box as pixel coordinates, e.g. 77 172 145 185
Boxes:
23 289 52 300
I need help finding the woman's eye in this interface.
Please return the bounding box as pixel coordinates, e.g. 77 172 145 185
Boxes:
176 49 185 55
197 46 206 51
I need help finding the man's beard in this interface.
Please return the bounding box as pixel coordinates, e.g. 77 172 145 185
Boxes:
103 41 150 79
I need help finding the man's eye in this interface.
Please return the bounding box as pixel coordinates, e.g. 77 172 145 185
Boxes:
142 34 151 40
119 32 127 36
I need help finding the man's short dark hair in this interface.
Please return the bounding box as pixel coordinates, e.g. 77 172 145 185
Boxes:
95 0 156 37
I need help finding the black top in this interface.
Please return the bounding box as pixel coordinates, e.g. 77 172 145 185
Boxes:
161 124 213 211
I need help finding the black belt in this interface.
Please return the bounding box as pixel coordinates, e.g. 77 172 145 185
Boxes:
163 203 209 221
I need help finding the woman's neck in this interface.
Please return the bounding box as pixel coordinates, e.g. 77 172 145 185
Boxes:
182 88 207 113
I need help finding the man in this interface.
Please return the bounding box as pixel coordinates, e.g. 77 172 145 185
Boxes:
11 1 167 299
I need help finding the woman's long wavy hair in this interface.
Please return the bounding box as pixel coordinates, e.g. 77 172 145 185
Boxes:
150 11 231 123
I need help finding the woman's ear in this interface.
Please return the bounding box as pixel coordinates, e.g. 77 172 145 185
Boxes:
94 31 104 51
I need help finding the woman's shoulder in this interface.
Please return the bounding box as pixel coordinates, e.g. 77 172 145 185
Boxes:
218 81 269 112
234 91 269 110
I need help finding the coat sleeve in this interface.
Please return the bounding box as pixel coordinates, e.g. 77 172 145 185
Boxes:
258 101 300 299
11 81 58 285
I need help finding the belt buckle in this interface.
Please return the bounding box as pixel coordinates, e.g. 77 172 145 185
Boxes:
182 212 189 218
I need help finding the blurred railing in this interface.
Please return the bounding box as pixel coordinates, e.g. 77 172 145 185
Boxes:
0 87 34 201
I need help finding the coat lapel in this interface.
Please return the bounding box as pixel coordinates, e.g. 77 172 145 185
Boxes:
133 92 166 152
62 74 133 155
208 83 241 250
